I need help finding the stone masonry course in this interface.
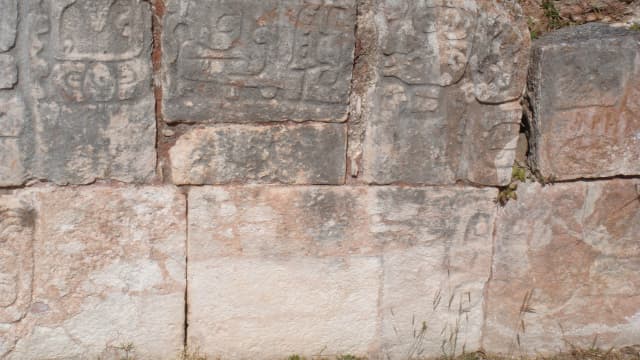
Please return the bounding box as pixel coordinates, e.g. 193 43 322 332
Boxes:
0 1 638 359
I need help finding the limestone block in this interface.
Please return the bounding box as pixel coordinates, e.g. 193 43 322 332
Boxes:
374 187 496 359
0 0 17 52
0 94 27 186
0 55 17 89
484 180 640 354
0 0 156 186
188 257 381 359
188 186 371 258
0 186 186 360
187 186 497 358
359 0 530 186
169 124 347 185
528 24 640 180
162 0 356 123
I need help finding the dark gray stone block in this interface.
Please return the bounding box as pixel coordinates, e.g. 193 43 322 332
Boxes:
162 0 356 123
0 0 156 186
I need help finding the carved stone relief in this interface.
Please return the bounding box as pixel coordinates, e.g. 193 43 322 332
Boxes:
162 0 356 123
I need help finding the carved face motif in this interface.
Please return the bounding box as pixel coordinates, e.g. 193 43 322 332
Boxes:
84 63 117 102
55 0 144 61
207 7 242 50
382 2 473 86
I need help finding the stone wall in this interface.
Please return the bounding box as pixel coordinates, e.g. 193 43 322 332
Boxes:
0 1 638 359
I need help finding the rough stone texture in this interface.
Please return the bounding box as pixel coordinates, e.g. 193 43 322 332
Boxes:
162 0 356 123
0 0 22 186
0 0 156 186
188 257 381 359
484 180 640 355
358 0 530 186
0 0 17 53
528 24 640 180
1 1 638 358
0 55 17 89
376 187 496 359
0 94 26 186
0 186 186 360
188 186 497 358
188 186 370 257
169 124 347 185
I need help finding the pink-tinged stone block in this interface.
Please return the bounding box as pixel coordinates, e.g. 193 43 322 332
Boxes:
169 124 347 185
188 256 381 359
528 24 640 180
484 180 640 354
0 186 186 360
187 185 497 359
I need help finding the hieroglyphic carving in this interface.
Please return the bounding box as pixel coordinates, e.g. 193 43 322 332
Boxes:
162 0 356 123
0 0 26 187
0 199 34 325
50 0 146 62
381 1 475 87
361 0 529 186
0 187 186 359
21 0 155 184
471 1 529 103
0 93 27 186
529 24 640 179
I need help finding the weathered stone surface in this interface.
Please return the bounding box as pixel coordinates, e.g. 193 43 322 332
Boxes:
187 185 497 358
528 24 640 180
381 246 490 359
0 186 186 359
162 0 356 123
188 186 370 257
188 257 381 359
0 0 17 52
0 0 22 187
0 93 27 186
358 0 530 186
376 187 496 359
189 186 497 257
169 124 347 185
0 55 17 89
0 0 156 186
484 180 640 354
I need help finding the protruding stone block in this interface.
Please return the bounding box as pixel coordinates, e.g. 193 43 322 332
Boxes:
528 24 640 180
162 0 356 123
484 180 640 354
169 124 347 185
359 0 530 186
0 186 186 360
187 185 497 358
